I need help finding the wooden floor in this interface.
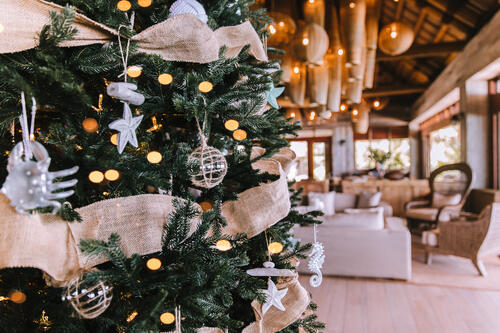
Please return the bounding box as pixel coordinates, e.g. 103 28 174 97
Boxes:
300 276 500 333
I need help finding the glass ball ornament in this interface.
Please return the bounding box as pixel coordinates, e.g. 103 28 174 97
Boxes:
188 145 228 189
62 276 113 319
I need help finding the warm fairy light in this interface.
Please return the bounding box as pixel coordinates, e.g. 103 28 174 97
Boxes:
8 290 26 304
117 0 132 11
338 48 344 56
158 73 173 85
349 1 356 8
127 311 138 323
215 240 232 252
200 201 214 212
127 66 143 78
89 171 105 184
268 242 284 254
390 31 398 39
293 66 300 74
82 118 98 133
278 21 285 27
160 312 176 325
269 25 276 34
138 0 152 7
0 24 4 33
340 104 347 112
147 151 163 164
198 81 214 93
352 108 359 116
111 133 118 145
233 129 247 141
105 169 120 181
373 99 381 108
224 119 239 131
146 258 162 271
290 112 296 118
309 111 317 121
302 37 310 46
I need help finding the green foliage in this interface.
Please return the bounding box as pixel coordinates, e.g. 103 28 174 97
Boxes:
0 1 324 332
368 147 392 167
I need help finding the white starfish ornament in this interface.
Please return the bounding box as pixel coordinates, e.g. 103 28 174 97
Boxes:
260 279 288 315
109 103 144 154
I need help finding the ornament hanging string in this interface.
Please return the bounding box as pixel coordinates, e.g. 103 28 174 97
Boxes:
19 92 37 159
117 11 135 83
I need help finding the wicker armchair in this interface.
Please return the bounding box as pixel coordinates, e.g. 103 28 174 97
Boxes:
405 163 473 232
422 203 500 276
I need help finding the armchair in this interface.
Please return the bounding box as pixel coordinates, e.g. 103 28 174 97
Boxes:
405 163 473 232
422 203 500 276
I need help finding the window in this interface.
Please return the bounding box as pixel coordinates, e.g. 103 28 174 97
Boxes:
288 137 331 181
355 138 411 170
429 124 461 171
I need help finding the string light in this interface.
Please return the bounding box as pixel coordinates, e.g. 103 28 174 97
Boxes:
117 0 132 11
110 133 118 145
147 151 163 164
82 118 99 133
160 312 176 325
224 119 239 131
127 66 143 78
340 104 347 112
138 0 152 7
293 66 300 74
352 108 359 116
268 242 284 254
146 258 162 271
233 129 247 141
200 201 214 212
198 81 214 93
105 169 120 181
147 116 162 132
338 48 344 56
127 311 138 323
269 25 277 34
8 290 26 304
89 171 105 184
158 73 173 85
309 110 317 121
215 240 232 252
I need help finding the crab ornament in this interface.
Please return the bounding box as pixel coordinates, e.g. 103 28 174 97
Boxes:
1 141 79 215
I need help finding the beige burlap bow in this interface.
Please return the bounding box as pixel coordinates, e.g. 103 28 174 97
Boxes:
0 0 268 63
0 148 295 284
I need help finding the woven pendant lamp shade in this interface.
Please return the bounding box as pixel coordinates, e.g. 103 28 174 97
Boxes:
303 0 325 26
352 100 370 134
267 12 297 47
288 62 307 105
378 22 414 56
308 61 329 105
340 0 366 66
364 0 382 88
292 23 329 64
326 52 342 112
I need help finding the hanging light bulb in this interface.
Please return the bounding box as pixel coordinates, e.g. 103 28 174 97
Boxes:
338 48 344 56
268 24 277 34
352 108 359 116
340 104 347 112
309 110 317 121
349 1 356 8
293 66 300 74
302 37 310 46
373 99 381 108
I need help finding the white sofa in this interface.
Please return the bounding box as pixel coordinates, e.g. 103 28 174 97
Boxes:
294 192 412 280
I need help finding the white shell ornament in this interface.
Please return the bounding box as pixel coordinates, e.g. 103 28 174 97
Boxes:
107 82 145 106
168 0 208 23
188 145 227 189
1 141 79 215
63 275 113 319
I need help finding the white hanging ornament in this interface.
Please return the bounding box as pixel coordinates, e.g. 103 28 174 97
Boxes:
188 145 228 189
259 278 288 315
247 261 294 277
108 103 144 154
107 82 145 106
308 224 325 288
62 275 113 319
168 0 208 23
1 93 79 215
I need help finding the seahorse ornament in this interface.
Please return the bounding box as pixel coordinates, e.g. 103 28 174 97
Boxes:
308 225 325 288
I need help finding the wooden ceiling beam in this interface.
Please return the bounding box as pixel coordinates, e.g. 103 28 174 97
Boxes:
363 86 428 97
376 41 466 61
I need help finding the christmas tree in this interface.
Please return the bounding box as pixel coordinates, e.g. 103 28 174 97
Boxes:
0 0 324 332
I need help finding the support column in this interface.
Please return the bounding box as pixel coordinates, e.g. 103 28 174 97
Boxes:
332 123 354 176
460 79 490 188
409 123 422 179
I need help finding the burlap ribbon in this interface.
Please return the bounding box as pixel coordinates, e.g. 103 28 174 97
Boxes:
0 0 268 63
0 148 294 284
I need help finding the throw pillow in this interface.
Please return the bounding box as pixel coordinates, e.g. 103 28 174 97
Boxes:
357 191 382 208
432 192 461 208
308 191 335 215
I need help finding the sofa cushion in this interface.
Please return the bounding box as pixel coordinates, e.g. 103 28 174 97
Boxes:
432 192 461 208
405 207 439 221
309 191 335 215
334 192 357 212
357 191 382 208
321 207 384 230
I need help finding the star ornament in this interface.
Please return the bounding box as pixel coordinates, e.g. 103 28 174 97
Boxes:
109 103 144 154
266 84 285 109
259 278 288 315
